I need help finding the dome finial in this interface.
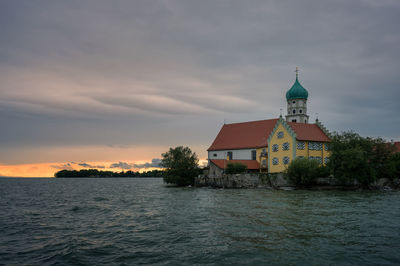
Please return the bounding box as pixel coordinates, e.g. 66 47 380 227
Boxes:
295 67 299 80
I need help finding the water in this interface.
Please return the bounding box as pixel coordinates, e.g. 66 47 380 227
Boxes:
0 178 399 265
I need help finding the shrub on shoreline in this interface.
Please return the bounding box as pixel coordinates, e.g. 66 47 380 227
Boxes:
225 162 247 174
285 158 324 186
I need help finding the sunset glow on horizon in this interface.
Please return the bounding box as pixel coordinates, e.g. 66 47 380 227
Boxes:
0 158 209 178
0 161 160 178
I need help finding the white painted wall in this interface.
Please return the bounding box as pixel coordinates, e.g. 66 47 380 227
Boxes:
208 149 256 160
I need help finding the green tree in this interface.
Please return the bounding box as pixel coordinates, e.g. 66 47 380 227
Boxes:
327 132 398 186
161 146 200 186
285 157 322 186
371 138 397 180
387 153 400 180
328 132 374 186
225 162 247 174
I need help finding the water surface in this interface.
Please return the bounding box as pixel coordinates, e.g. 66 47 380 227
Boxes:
1 178 399 265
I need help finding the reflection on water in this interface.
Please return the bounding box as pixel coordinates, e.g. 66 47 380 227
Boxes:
0 178 399 265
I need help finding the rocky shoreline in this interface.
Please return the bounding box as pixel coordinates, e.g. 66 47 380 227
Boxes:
194 173 400 191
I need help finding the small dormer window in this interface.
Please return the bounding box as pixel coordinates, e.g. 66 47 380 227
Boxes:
293 110 296 114
292 101 296 104
299 109 302 113
277 131 284 138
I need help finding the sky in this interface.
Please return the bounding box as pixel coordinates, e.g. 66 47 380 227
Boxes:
1 0 400 177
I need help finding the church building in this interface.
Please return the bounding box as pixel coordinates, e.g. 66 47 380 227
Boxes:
207 69 331 175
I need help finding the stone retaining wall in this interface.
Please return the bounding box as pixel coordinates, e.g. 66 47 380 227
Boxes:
194 173 400 190
195 173 290 188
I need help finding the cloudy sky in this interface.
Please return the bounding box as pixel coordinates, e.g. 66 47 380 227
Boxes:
1 0 399 176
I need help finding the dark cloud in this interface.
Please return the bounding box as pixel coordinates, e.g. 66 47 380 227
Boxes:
51 163 74 170
134 158 164 169
77 163 105 169
1 0 400 164
109 162 134 170
109 159 164 169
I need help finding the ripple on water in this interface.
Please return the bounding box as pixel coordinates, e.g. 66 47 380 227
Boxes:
0 178 400 265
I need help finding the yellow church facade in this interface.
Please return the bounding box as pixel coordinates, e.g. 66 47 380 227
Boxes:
267 118 330 173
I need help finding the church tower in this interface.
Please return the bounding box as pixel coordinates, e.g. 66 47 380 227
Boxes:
285 68 309 123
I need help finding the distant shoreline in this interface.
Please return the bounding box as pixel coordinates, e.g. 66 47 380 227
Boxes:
55 176 163 178
1 176 163 178
54 169 164 178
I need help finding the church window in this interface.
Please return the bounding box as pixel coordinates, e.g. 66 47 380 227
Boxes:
251 150 256 160
325 144 330 151
282 142 290 151
293 110 296 114
272 144 279 152
324 157 330 164
308 142 315 150
292 101 296 104
262 159 267 167
317 143 322 150
283 156 290 165
309 142 322 150
299 109 302 113
277 131 284 138
297 142 305 150
272 157 279 165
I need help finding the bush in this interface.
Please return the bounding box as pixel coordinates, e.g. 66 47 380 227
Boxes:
161 146 200 186
225 163 247 174
285 158 322 186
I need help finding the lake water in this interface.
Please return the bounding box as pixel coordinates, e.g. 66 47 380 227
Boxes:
1 177 399 265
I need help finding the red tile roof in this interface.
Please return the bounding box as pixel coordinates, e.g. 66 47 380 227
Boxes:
208 118 330 151
208 119 278 151
394 142 400 153
210 159 260 170
288 122 331 142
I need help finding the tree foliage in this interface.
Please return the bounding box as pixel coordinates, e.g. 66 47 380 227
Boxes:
285 157 325 186
328 131 399 186
225 162 247 174
161 146 200 186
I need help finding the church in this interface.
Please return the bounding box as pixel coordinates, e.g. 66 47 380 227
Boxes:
207 69 331 175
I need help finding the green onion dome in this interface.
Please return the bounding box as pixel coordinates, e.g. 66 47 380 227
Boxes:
286 76 308 101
